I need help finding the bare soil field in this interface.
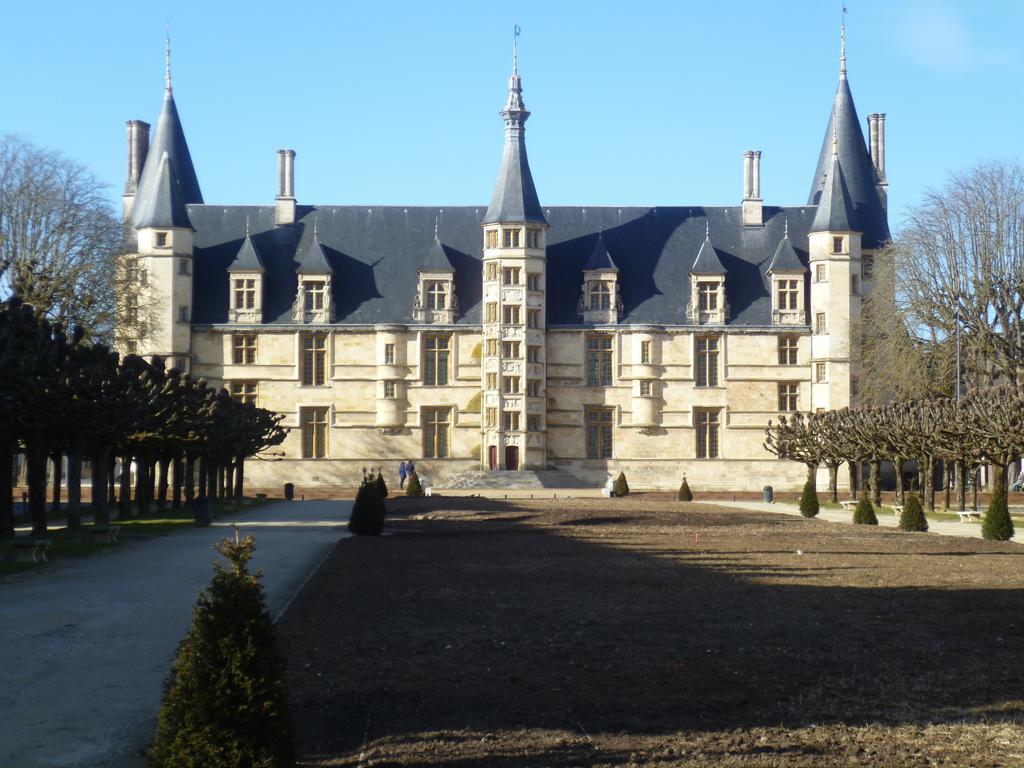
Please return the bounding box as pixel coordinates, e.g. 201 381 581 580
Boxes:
278 497 1024 767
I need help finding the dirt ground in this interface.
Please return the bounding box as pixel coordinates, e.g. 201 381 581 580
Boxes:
278 497 1024 767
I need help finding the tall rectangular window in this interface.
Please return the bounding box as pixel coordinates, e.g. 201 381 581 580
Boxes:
639 380 653 397
423 408 450 458
695 409 720 459
640 340 651 365
585 407 614 459
777 279 800 310
301 334 328 385
815 263 827 282
833 236 844 253
384 343 395 364
486 407 497 427
179 258 190 275
527 273 540 291
503 305 520 324
502 341 520 358
527 379 541 397
778 336 799 366
526 229 540 248
527 345 541 363
502 228 521 248
486 231 498 250
486 372 497 390
527 309 540 328
303 281 326 312
589 282 611 310
862 255 875 279
815 362 827 383
426 281 448 310
423 335 450 386
586 334 613 386
232 334 257 364
155 231 168 248
503 376 520 394
527 414 541 432
486 303 498 323
778 383 799 412
485 260 498 279
698 282 718 312
383 381 396 399
502 267 521 285
233 278 256 310
230 381 257 405
301 407 328 459
815 313 827 334
503 411 520 431
486 339 499 356
695 336 720 387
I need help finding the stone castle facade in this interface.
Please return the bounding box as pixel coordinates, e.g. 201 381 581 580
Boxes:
118 38 890 491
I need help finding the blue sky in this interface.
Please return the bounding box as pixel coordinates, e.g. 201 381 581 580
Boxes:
2 1 1021 233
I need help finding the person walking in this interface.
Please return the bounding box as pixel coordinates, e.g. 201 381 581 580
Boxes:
406 460 415 478
398 461 407 489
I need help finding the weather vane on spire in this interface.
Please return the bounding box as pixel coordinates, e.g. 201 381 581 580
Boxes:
513 25 521 74
840 2 847 78
165 25 172 93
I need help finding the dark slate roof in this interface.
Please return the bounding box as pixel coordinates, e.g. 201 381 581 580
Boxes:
296 231 333 274
419 229 456 272
482 72 546 225
227 231 266 272
810 152 856 233
130 91 203 227
767 231 807 273
583 233 617 271
132 152 193 230
807 76 890 247
189 205 817 328
690 234 726 274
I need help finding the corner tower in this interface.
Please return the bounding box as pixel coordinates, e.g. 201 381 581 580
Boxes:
480 37 548 471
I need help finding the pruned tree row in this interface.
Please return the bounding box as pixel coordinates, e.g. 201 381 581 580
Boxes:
765 389 1023 540
0 297 286 538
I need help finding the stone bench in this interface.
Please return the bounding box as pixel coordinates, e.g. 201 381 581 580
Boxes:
889 505 904 519
839 500 858 513
956 509 982 523
10 538 51 563
90 525 120 544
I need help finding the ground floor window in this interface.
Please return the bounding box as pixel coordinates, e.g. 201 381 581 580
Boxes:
301 407 329 458
585 407 614 459
423 407 451 458
229 381 257 406
695 408 720 459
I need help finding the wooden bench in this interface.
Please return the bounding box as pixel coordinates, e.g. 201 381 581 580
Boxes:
957 509 982 523
889 505 904 519
839 500 858 512
90 525 120 544
10 538 51 563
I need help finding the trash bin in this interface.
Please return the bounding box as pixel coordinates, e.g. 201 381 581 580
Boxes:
763 485 774 503
192 497 212 527
284 482 294 500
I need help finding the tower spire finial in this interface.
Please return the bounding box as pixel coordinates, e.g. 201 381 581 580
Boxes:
513 24 520 74
705 220 710 238
785 216 790 237
165 25 172 93
832 105 839 155
840 2 847 79
434 215 439 239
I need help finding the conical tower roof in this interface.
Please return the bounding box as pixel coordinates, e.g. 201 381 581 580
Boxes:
296 227 333 275
420 221 455 272
228 226 266 272
584 233 617 271
810 151 856 233
130 89 203 228
767 225 807 273
482 46 546 225
132 152 192 230
690 231 726 275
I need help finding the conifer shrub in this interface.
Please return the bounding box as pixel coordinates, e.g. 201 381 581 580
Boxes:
148 534 294 768
349 470 386 535
677 476 693 502
405 470 424 497
612 471 630 497
982 490 1014 541
852 492 878 525
799 478 820 518
375 468 388 499
899 493 928 532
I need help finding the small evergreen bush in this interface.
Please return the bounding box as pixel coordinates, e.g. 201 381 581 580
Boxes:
612 471 630 497
898 493 928 532
405 470 424 497
349 470 386 535
982 491 1014 541
852 492 878 525
799 478 820 518
677 476 693 502
148 533 294 768
375 468 388 499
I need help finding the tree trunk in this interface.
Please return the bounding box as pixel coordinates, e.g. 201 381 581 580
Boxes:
197 456 207 501
923 455 935 512
205 457 217 501
157 456 170 511
225 462 235 502
894 456 906 505
26 442 49 537
107 452 117 508
973 467 980 511
92 447 110 527
66 450 82 530
172 456 183 510
870 460 881 505
119 455 133 519
827 463 839 503
135 454 150 517
234 456 245 499
49 451 63 515
146 460 157 513
942 461 951 511
848 460 858 499
0 442 14 539
185 455 196 503
992 460 1009 511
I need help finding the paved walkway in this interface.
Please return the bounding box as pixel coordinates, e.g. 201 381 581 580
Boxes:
713 499 1021 542
0 500 351 768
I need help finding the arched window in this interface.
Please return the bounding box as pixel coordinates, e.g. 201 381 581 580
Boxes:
589 281 611 310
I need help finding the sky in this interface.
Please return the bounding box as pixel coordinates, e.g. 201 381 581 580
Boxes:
1 1 1022 234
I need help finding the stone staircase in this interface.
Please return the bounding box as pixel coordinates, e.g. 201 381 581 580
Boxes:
440 467 596 490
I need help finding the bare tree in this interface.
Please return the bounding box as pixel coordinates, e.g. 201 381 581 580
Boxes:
0 134 126 341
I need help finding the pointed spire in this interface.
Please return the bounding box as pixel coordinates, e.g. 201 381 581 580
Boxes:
228 219 267 272
768 220 807 274
132 152 192 230
840 3 847 80
165 26 172 93
421 219 456 272
584 232 618 271
482 29 546 225
296 218 332 274
810 151 856 233
691 227 726 275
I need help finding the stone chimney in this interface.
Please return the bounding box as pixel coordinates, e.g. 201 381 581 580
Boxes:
122 120 150 221
867 114 888 209
741 150 763 226
275 149 296 226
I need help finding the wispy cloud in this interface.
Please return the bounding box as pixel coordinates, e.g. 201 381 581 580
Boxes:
883 1 1018 74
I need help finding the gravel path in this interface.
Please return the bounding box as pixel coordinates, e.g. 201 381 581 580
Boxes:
0 499 350 768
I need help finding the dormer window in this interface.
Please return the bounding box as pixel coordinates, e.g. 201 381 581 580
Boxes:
698 282 719 312
233 278 256 310
426 281 448 310
589 281 611 310
304 281 326 312
155 231 169 248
